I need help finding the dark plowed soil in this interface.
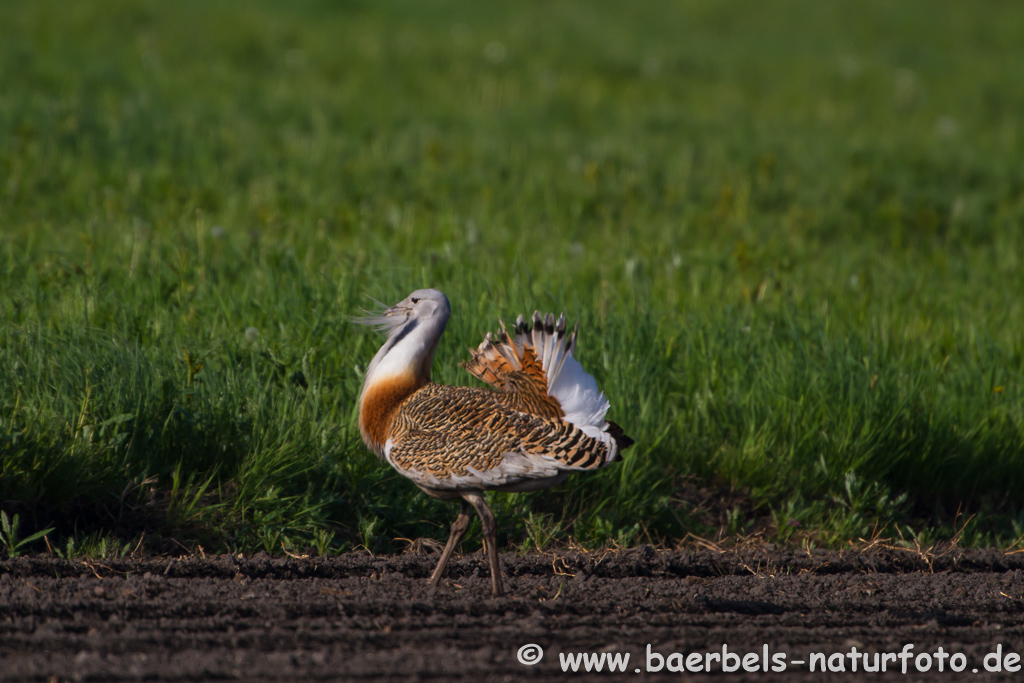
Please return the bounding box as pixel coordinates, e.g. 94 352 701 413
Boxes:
2 548 1024 681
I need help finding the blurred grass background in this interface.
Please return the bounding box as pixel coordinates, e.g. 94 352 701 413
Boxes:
2 0 1024 557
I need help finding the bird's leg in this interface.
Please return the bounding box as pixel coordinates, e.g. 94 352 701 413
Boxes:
428 500 471 587
464 491 503 597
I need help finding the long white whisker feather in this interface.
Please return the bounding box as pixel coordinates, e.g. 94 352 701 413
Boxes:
350 309 408 337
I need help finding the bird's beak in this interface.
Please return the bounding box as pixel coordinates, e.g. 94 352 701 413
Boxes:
383 303 411 317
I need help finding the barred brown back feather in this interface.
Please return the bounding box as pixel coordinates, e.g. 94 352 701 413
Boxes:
386 383 611 481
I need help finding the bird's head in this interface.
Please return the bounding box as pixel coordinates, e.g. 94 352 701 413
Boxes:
355 288 451 339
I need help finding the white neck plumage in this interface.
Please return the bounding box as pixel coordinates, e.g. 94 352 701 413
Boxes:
355 289 453 455
360 312 449 401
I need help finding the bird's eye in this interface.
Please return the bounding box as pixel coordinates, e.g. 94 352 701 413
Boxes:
411 298 420 304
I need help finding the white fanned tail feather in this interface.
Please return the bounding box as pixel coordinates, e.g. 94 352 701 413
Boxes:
527 313 609 429
475 311 632 461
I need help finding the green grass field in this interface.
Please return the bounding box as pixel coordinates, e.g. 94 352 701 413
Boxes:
3 0 1024 558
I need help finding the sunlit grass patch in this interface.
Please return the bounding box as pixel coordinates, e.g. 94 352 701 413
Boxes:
2 0 1024 556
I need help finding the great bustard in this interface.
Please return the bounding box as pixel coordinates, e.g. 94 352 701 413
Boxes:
356 289 633 596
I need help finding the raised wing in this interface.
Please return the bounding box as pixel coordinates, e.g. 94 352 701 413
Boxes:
462 314 569 419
